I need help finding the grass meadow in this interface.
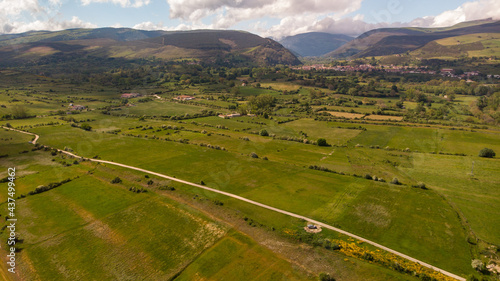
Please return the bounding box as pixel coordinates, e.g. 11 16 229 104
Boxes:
0 72 498 280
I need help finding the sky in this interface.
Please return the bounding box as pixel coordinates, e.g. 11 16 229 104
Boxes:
1 0 499 38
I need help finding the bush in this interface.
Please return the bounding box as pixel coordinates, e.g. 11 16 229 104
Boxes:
80 123 92 131
317 138 328 146
319 272 335 281
111 177 122 184
471 259 484 272
259 129 269 136
467 274 480 281
391 177 400 185
478 148 495 158
414 182 427 189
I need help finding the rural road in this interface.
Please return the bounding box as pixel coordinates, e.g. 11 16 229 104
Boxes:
2 127 39 144
2 126 466 281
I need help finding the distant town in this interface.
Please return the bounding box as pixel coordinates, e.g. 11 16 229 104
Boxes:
293 64 500 80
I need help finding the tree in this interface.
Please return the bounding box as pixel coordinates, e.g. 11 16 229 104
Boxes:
11 105 29 119
317 138 328 146
80 123 92 131
391 84 399 93
478 148 495 158
247 94 276 115
111 177 122 184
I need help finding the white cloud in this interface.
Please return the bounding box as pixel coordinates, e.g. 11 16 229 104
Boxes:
1 16 97 34
410 0 500 28
260 0 500 39
132 20 214 31
0 0 100 34
133 21 165 30
0 0 42 16
162 0 366 38
167 0 363 23
81 0 150 8
259 15 396 39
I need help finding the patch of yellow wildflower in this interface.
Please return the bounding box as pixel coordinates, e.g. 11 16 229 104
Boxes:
333 239 457 281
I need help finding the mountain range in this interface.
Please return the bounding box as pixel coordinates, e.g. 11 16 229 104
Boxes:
326 19 500 59
0 18 498 71
0 28 301 68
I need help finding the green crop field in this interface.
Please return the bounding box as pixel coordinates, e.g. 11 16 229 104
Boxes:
0 58 498 281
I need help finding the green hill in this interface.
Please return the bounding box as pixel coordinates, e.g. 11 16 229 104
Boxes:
410 33 500 59
0 28 301 69
326 19 500 59
325 28 425 58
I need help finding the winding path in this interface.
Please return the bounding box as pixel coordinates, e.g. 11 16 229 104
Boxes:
2 126 466 281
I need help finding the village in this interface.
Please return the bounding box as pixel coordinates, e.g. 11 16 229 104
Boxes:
293 63 500 80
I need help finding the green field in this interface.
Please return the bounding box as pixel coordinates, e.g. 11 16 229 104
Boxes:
0 65 498 281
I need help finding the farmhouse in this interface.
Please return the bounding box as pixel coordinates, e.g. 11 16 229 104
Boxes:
440 68 454 75
70 105 85 110
174 95 195 101
121 93 140 98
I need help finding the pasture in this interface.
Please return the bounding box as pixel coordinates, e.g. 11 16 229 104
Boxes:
0 69 498 280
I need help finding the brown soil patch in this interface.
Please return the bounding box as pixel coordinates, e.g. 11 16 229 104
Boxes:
364 115 403 121
327 111 365 119
25 46 58 56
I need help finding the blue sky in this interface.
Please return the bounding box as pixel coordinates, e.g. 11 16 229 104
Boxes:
1 0 499 37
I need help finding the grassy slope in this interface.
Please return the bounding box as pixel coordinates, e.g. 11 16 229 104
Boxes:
9 175 228 280
23 122 479 275
174 230 315 281
1 73 498 278
0 133 418 281
410 33 500 59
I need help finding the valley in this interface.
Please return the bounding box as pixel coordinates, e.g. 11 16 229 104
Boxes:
0 19 498 281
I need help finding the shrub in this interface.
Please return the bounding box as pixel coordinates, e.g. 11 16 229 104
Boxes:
317 138 328 146
250 152 259 158
80 123 92 131
111 177 122 184
259 129 269 136
319 272 336 281
478 148 495 158
467 274 479 281
471 259 484 272
364 174 372 180
391 177 400 185
415 182 427 189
